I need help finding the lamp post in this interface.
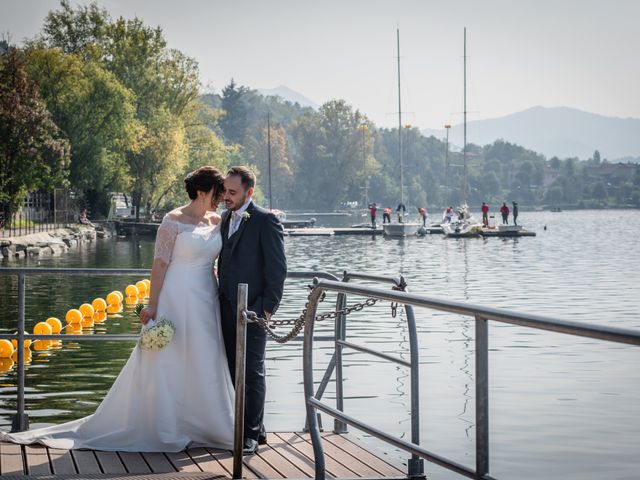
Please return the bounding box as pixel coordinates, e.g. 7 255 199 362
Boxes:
358 123 369 208
444 124 451 207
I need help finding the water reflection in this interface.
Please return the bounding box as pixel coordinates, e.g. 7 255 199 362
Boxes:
0 211 639 479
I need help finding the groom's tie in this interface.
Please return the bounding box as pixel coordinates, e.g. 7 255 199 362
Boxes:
228 211 241 238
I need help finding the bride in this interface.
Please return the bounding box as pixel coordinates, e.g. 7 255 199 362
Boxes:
1 166 235 452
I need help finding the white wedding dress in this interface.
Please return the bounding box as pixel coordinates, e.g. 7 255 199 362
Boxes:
1 216 235 452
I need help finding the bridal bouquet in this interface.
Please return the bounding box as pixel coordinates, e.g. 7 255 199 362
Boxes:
135 304 176 351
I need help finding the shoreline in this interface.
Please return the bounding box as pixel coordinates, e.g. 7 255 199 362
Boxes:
0 225 113 261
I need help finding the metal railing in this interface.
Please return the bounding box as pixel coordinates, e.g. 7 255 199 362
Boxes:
301 278 640 480
0 267 354 480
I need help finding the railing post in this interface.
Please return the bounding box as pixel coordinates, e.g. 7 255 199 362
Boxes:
333 291 348 433
406 305 424 478
475 314 489 477
232 284 248 480
11 273 29 432
304 281 326 480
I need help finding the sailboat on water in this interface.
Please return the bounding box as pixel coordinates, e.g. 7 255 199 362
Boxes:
382 28 421 237
442 27 481 238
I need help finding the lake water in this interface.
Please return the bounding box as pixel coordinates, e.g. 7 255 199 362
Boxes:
1 209 639 479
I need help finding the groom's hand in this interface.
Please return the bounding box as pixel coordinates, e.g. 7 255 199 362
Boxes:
263 311 271 321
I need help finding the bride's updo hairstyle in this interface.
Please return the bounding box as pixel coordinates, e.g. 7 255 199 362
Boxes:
184 166 225 200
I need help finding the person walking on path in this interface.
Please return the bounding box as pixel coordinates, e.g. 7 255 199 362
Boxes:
417 207 427 227
481 202 489 227
368 203 378 229
382 207 392 224
512 201 519 226
500 202 510 225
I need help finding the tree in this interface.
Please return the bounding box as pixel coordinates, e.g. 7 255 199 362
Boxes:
39 0 108 57
219 79 252 145
0 46 70 220
24 46 137 214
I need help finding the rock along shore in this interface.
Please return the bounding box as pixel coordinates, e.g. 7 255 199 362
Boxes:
0 225 113 261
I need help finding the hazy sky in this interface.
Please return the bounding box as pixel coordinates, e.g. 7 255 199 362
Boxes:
2 0 639 129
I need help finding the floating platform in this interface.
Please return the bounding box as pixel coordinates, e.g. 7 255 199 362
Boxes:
333 227 384 236
113 221 160 236
285 227 384 236
0 432 405 478
286 228 334 236
480 225 536 237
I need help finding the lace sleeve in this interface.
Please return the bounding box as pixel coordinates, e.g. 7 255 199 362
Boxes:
153 216 179 264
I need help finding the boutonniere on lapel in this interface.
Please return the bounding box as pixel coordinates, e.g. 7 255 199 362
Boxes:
241 212 251 223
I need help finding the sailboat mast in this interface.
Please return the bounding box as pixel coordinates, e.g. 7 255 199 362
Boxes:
267 112 272 211
463 27 468 204
397 28 404 206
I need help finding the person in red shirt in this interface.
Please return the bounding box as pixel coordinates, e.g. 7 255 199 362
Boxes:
481 202 489 227
417 207 427 227
368 203 378 229
382 207 392 224
500 202 510 224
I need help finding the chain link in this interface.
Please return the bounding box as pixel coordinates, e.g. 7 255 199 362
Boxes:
242 279 407 344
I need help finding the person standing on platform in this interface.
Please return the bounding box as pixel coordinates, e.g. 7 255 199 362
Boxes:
396 203 406 223
443 207 453 223
481 202 489 227
500 202 510 224
512 201 519 226
417 207 427 227
368 203 378 229
218 166 287 455
383 207 392 224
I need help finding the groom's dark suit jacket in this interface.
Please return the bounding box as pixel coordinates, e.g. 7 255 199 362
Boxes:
217 200 286 440
218 201 287 316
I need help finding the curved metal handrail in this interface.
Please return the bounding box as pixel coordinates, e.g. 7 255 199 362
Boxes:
302 278 640 480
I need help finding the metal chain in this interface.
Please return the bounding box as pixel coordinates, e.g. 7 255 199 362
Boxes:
390 278 407 318
242 279 407 344
243 293 378 344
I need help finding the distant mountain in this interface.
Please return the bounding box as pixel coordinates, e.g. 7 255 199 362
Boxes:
421 106 640 161
257 86 319 109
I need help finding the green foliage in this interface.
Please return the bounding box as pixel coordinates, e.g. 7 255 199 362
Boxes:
0 46 70 218
26 1 229 218
24 46 136 199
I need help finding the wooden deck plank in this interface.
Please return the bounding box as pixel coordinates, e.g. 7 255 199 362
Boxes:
142 452 177 473
49 447 77 474
206 448 258 479
298 432 381 477
186 447 228 476
166 450 202 472
269 434 318 478
95 450 126 474
242 451 281 478
25 444 52 475
71 449 101 474
0 432 405 479
274 432 354 478
256 442 311 478
119 451 152 473
0 442 25 475
323 433 405 475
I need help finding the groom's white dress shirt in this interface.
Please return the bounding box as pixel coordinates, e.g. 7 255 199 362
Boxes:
228 198 252 238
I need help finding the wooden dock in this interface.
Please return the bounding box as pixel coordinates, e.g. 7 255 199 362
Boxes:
0 432 406 479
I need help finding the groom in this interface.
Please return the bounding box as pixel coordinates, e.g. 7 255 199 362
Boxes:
218 166 287 455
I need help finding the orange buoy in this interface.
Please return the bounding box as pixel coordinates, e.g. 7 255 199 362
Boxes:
92 298 107 312
65 309 83 324
79 303 95 318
